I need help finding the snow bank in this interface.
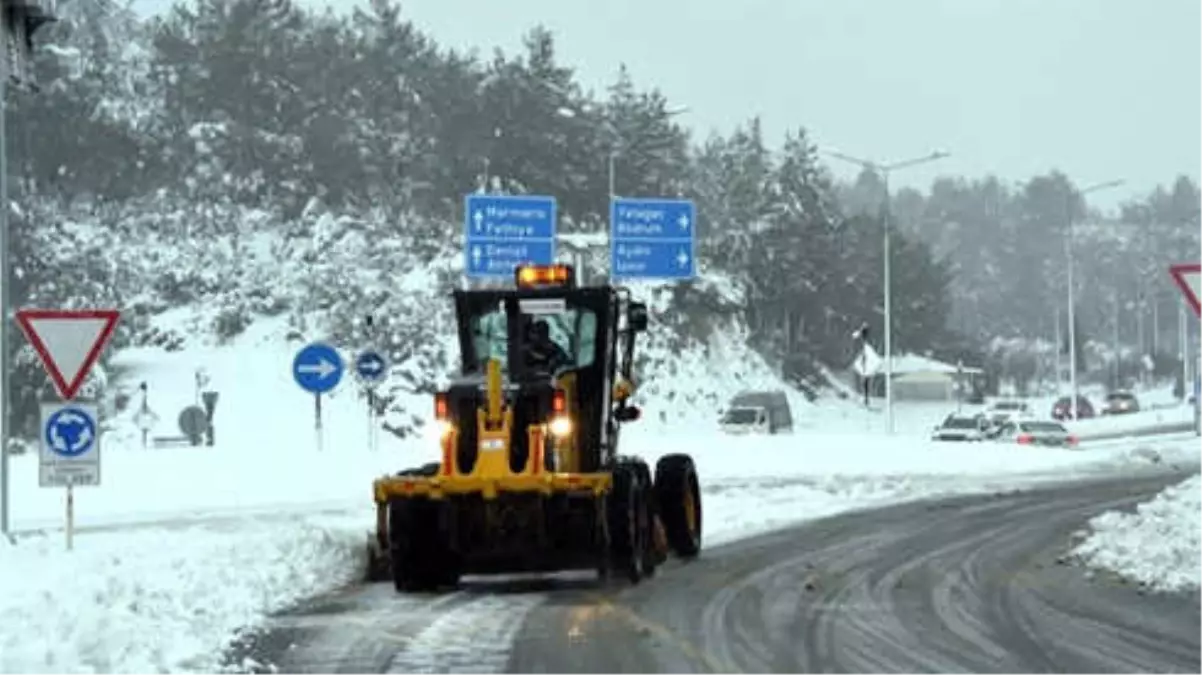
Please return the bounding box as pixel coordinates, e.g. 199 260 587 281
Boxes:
1070 473 1202 592
0 513 367 674
1065 404 1195 438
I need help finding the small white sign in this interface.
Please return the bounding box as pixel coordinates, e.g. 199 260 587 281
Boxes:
40 402 101 488
519 298 566 315
132 406 159 432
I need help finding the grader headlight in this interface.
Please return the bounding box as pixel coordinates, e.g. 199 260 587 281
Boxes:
549 416 572 437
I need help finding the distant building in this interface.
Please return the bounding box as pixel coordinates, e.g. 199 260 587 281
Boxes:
849 344 983 402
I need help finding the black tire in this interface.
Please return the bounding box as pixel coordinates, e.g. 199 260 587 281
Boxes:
624 460 660 578
607 463 649 584
365 534 390 583
654 454 702 558
388 497 459 592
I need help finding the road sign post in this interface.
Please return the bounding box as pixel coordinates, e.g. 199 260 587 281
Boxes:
464 194 557 278
1195 357 1200 437
40 402 100 550
610 198 697 281
1163 263 1202 437
354 347 390 452
292 342 345 451
9 308 119 542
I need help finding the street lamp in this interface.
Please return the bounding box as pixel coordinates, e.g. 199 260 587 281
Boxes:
823 149 950 434
1065 178 1124 419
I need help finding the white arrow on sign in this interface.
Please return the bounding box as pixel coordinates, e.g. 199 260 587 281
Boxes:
298 359 338 379
50 413 94 454
678 214 690 230
360 359 383 373
676 250 690 268
472 246 483 264
473 211 485 231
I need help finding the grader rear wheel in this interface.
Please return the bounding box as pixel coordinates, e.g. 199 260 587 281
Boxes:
654 454 702 558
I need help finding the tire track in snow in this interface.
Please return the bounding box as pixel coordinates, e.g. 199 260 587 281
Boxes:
383 593 547 673
232 584 549 673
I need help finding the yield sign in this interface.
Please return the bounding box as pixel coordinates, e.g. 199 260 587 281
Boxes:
1169 264 1201 317
15 309 121 401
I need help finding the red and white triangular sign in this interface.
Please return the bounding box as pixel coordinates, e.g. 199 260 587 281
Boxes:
15 309 121 401
1170 263 1201 318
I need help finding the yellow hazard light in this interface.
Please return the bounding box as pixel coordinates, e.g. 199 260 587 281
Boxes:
516 264 574 289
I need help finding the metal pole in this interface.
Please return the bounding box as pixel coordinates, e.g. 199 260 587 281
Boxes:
608 152 616 200
1066 208 1078 419
882 170 894 434
1054 306 1062 396
1112 294 1120 389
1 32 10 538
1181 303 1188 399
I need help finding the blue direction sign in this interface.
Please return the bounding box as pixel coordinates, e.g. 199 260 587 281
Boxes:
464 194 557 278
44 406 97 458
610 198 696 280
292 342 344 395
354 348 390 387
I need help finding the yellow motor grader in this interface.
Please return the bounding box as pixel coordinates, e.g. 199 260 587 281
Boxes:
366 264 702 591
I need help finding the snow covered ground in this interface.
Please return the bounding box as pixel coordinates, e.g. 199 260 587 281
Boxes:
3 328 1200 673
1070 473 1202 593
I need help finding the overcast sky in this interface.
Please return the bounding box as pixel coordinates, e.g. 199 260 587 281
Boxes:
130 0 1200 211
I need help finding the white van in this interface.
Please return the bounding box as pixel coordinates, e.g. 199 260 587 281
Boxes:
720 406 772 434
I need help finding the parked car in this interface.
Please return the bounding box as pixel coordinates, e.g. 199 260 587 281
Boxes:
983 400 1032 431
931 414 989 442
1101 390 1140 415
1051 395 1095 421
992 419 1078 448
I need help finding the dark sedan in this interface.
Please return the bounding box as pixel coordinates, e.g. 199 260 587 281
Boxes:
1051 395 1095 421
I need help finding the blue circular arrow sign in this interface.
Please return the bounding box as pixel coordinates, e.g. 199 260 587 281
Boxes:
44 406 97 458
292 342 345 394
354 349 390 386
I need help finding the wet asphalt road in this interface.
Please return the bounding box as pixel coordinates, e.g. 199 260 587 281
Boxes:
233 471 1200 673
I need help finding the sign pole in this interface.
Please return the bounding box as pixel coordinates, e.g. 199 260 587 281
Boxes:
353 341 391 453
292 341 344 453
315 393 323 453
65 479 74 551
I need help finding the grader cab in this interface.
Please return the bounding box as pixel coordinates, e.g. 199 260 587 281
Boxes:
367 264 702 591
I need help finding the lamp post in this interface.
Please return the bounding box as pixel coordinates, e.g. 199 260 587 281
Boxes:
556 104 689 282
1065 178 1124 419
823 149 950 434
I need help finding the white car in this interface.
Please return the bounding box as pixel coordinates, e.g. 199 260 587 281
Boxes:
985 400 1031 422
931 414 989 442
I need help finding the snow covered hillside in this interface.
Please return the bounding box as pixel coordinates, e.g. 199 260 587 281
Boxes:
15 200 808 453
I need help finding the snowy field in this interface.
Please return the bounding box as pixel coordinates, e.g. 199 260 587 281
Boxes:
1071 473 1202 593
2 327 1200 673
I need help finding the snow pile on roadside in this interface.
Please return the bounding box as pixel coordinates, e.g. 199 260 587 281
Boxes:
1071 473 1201 592
0 513 367 674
